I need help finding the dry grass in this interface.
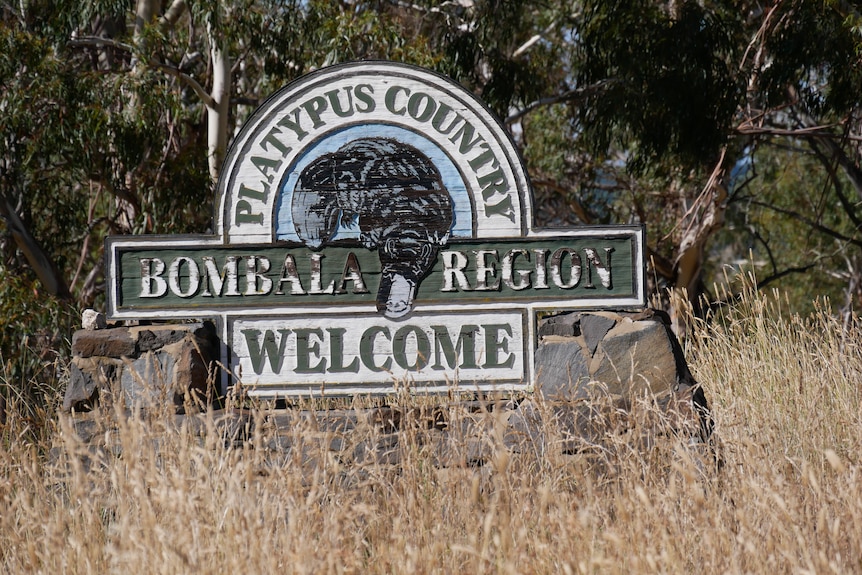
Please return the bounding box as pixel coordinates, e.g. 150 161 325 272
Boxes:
3 285 862 573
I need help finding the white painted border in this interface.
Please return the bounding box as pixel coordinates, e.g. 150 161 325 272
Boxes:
236 310 535 398
104 234 224 320
230 310 529 395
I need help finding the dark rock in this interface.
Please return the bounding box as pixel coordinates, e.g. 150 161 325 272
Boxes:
68 323 220 413
538 321 576 337
64 358 118 411
590 320 676 396
174 337 215 407
120 352 177 408
65 362 99 412
504 400 545 454
191 321 220 347
580 313 616 356
534 338 590 401
534 309 713 448
552 399 623 453
134 327 189 353
71 415 103 444
537 312 581 338
72 328 135 358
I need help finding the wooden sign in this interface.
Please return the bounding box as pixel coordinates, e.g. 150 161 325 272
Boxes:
106 62 646 396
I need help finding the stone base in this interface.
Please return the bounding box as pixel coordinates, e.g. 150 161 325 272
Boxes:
55 395 716 483
65 322 221 413
535 309 711 442
62 309 712 457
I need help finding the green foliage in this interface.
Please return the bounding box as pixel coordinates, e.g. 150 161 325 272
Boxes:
577 0 743 171
712 141 857 314
758 1 862 117
437 0 565 116
4 0 862 428
0 263 76 423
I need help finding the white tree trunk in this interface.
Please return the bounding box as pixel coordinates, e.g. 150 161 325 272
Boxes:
207 25 230 184
0 195 71 299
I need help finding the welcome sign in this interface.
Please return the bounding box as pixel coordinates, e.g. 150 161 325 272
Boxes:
106 62 646 396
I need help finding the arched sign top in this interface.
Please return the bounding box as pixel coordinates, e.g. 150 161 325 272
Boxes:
215 61 531 245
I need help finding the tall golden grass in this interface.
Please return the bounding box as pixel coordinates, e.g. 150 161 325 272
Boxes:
2 283 862 573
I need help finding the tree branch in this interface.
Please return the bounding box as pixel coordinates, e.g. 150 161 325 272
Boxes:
511 19 558 58
505 79 616 125
512 34 542 58
67 36 134 54
750 199 862 248
807 138 862 230
0 195 71 300
648 248 675 281
734 123 862 141
531 178 592 223
155 61 216 108
67 36 217 108
756 264 818 290
232 96 260 107
749 226 777 274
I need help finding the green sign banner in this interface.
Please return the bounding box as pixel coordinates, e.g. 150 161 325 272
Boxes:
109 232 642 315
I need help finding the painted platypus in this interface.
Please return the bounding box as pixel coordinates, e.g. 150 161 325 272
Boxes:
292 138 454 318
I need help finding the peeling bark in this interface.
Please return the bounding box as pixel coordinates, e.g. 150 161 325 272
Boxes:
670 150 730 337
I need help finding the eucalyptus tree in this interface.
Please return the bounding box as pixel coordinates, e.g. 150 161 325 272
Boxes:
0 0 299 386
514 1 862 328
4 0 862 383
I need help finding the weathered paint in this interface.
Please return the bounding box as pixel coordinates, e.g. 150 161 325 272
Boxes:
231 311 527 395
103 62 648 397
110 233 641 314
217 63 529 244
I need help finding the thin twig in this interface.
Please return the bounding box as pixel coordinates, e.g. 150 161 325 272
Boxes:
505 79 615 125
750 199 862 248
67 36 216 108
